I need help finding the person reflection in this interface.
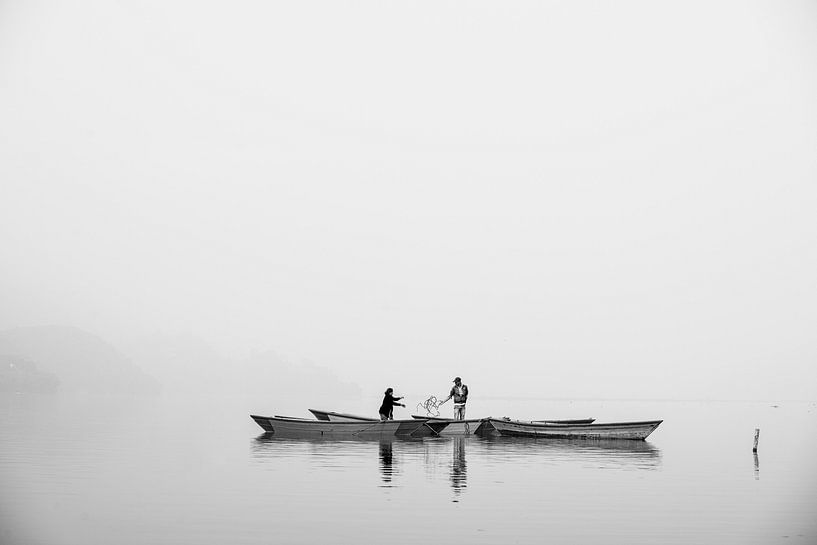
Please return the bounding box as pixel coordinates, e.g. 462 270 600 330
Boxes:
379 440 395 486
450 437 467 496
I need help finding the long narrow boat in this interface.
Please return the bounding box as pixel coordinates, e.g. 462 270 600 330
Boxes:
251 414 448 438
409 415 596 435
311 409 486 434
308 409 377 422
480 418 662 440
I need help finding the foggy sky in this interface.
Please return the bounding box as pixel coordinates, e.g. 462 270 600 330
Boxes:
1 1 816 401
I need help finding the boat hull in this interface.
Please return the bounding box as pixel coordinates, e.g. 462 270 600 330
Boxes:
410 416 596 434
251 415 445 438
410 415 487 435
482 418 662 440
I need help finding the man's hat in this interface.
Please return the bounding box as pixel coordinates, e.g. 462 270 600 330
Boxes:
453 377 461 382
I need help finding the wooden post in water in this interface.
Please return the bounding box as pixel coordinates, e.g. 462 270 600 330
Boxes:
753 428 760 453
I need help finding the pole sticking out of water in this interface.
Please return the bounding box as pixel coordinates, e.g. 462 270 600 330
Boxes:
753 428 760 453
753 451 760 480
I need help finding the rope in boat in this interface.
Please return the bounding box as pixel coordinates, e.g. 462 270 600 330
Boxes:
416 395 444 417
352 421 386 436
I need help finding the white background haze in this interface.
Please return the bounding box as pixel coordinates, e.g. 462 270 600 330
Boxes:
1 1 816 402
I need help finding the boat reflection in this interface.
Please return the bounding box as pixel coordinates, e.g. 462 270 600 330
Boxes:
478 436 662 469
251 433 663 490
251 433 422 487
252 433 423 453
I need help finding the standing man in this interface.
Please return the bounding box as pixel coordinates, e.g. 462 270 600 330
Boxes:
441 377 469 420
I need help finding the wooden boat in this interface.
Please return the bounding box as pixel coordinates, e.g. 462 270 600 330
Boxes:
480 418 662 440
410 415 485 435
251 414 448 438
308 410 485 434
409 415 596 434
308 409 377 422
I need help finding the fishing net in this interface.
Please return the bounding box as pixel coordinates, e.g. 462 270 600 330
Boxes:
416 395 444 417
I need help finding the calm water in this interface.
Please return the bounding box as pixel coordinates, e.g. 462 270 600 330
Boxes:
1 394 816 544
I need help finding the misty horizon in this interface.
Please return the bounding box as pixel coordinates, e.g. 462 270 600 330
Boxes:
0 323 813 405
2 1 816 404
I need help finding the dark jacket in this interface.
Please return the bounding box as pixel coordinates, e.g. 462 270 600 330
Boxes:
379 393 403 417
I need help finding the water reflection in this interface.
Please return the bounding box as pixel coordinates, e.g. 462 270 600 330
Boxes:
251 433 421 456
379 440 395 486
478 436 662 470
251 433 663 492
251 433 418 486
451 437 467 497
